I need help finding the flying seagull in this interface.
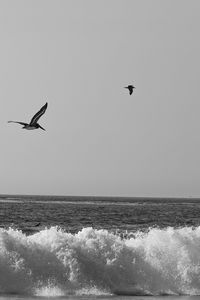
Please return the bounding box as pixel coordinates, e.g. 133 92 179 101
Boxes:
124 85 135 95
8 102 48 130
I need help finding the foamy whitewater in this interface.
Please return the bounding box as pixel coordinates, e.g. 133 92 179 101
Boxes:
1 196 200 297
1 226 200 296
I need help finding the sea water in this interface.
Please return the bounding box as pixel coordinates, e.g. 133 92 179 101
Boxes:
1 195 200 299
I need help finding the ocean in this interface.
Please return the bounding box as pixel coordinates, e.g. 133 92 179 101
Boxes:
1 195 200 300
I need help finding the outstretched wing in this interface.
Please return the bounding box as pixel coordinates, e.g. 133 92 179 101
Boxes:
124 86 133 95
8 121 28 126
30 102 48 125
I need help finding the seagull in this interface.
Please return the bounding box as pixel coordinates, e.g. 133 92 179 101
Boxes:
8 102 48 130
124 85 135 95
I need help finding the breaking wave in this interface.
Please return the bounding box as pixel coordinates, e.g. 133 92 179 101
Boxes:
0 226 200 296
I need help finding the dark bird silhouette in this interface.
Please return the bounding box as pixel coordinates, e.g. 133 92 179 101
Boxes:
124 85 135 95
35 222 41 227
8 102 48 130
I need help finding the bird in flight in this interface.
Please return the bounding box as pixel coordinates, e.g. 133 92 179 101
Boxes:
124 85 135 95
8 102 48 131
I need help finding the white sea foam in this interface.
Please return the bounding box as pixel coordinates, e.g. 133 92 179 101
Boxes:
0 226 200 296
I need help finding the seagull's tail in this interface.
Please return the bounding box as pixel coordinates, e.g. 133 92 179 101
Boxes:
38 124 45 131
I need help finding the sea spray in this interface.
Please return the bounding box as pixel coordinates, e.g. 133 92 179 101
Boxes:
0 226 200 296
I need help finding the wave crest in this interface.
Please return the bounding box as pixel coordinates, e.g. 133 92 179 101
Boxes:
0 226 200 296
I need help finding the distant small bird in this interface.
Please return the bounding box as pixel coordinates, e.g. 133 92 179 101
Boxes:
124 85 135 95
8 102 48 130
35 222 41 227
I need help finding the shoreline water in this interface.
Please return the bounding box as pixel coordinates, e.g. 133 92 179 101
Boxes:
0 295 200 300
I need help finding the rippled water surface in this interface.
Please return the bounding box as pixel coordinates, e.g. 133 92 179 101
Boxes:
1 195 200 234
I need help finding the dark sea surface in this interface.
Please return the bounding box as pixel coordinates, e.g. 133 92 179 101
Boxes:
1 195 200 299
1 195 200 234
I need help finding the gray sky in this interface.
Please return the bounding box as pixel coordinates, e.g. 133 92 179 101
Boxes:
1 0 200 197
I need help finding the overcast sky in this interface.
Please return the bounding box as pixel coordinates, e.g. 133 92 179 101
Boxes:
1 0 200 197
